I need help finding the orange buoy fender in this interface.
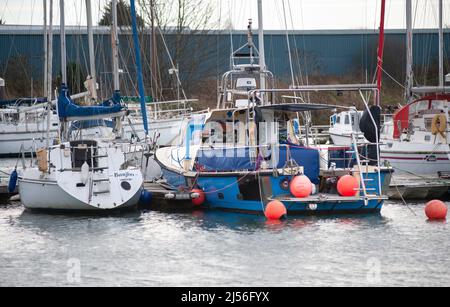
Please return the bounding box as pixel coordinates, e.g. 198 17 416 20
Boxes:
290 175 312 198
337 175 359 197
191 189 206 206
425 200 448 220
265 200 287 220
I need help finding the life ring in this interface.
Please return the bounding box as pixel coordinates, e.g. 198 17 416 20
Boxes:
431 114 447 137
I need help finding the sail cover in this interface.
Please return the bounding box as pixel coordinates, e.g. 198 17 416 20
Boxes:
58 85 124 120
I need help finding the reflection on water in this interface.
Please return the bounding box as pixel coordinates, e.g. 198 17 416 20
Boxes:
1 201 449 287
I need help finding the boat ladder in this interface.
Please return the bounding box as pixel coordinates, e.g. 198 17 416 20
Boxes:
88 145 111 201
349 133 372 206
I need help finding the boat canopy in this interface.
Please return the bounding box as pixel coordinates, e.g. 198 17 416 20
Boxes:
58 85 124 121
392 94 450 139
196 145 321 184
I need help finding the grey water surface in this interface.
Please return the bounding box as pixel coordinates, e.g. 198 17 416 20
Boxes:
1 199 449 287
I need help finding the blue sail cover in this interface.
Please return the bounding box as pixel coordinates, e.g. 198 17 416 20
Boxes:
196 146 321 184
57 85 124 120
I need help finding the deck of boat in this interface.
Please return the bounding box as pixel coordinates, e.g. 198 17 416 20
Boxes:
389 175 450 200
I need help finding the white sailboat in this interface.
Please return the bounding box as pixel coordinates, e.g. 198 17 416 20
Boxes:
0 1 59 157
380 0 450 178
0 98 59 156
18 0 143 211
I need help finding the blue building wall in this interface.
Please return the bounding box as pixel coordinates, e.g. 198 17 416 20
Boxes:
0 27 449 91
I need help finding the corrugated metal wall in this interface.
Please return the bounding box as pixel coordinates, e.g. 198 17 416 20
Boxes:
0 28 449 94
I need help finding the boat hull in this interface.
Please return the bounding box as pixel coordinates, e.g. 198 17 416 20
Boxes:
147 165 390 215
380 145 450 175
0 130 58 157
19 177 141 211
329 132 366 146
193 172 387 215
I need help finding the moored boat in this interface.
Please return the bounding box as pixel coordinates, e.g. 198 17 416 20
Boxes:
18 85 143 211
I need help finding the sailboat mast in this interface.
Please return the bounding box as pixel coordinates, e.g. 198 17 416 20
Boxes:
257 0 266 91
59 0 67 85
438 0 444 88
376 0 386 106
405 0 413 103
130 0 149 135
85 0 98 100
150 0 158 100
46 0 54 148
47 0 53 100
43 0 48 97
111 0 120 92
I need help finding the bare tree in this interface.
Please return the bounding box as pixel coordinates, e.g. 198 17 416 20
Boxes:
138 0 218 101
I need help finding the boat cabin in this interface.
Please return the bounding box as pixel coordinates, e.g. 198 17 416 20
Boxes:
391 94 450 141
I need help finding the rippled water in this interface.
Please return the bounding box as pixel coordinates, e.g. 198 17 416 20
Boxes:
0 200 449 287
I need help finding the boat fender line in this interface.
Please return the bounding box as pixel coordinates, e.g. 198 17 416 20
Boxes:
431 114 447 138
8 168 18 193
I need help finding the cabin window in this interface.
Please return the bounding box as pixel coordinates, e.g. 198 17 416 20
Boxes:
70 140 98 169
416 101 429 114
431 100 444 110
345 115 350 125
425 118 433 131
336 116 341 124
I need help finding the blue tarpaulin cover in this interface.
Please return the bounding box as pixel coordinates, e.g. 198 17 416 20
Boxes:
196 146 321 184
57 85 123 120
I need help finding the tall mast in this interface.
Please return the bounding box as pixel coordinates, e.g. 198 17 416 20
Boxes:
111 0 120 92
438 0 444 88
47 0 53 100
130 0 149 135
46 0 54 148
43 0 48 97
405 0 413 103
85 0 98 100
257 0 266 91
376 0 386 106
59 0 67 85
150 0 158 100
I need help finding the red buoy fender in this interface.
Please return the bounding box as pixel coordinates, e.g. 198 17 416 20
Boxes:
290 175 312 198
265 200 287 220
337 175 359 197
425 200 447 220
191 189 206 206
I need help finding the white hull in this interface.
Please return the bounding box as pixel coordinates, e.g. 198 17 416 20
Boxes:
18 140 144 211
19 177 140 211
0 130 58 156
380 144 450 175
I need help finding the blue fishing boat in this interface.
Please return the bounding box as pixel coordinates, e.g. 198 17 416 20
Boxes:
155 13 392 216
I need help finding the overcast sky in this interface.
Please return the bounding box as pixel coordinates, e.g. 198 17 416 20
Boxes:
0 0 449 30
